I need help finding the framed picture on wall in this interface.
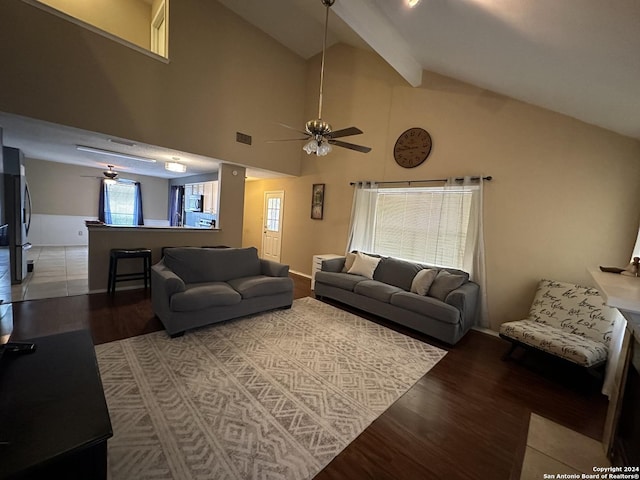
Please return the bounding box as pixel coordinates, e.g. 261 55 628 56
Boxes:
311 183 325 220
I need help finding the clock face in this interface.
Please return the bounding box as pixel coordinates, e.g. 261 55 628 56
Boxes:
393 128 432 168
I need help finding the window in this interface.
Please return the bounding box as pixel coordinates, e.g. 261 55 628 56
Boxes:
99 181 144 226
348 178 488 327
266 196 281 232
349 185 475 270
106 183 137 225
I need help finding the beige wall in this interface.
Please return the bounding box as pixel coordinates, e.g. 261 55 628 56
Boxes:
244 44 640 330
38 0 152 50
0 0 305 177
217 163 246 247
25 158 169 220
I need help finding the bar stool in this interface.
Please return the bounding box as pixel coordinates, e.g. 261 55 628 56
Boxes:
108 248 152 294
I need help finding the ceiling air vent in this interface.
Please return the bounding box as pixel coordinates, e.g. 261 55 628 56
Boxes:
236 132 252 145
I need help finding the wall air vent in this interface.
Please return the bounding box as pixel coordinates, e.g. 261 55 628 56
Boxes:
236 132 252 145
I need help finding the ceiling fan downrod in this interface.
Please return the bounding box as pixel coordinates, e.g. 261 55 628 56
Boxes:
317 0 335 123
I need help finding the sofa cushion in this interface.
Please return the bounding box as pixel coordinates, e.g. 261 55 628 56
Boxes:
228 276 293 299
373 257 423 291
170 282 241 312
499 319 608 367
410 268 438 296
164 247 261 284
315 271 367 291
341 252 357 272
348 252 381 279
428 270 467 301
390 292 462 325
354 280 404 303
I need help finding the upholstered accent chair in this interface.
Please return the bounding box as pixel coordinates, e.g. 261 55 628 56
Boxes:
499 279 616 369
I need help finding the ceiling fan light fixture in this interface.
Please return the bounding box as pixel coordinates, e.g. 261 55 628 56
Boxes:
316 141 332 156
103 178 117 185
303 139 318 155
305 119 332 136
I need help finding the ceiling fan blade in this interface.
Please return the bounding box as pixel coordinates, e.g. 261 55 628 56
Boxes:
329 139 372 153
266 137 310 143
326 126 363 139
277 122 309 136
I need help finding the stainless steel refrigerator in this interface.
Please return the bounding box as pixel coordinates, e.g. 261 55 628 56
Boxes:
1 146 31 284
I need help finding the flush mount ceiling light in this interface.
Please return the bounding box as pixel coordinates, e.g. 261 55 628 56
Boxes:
165 161 186 173
408 0 421 7
76 145 157 163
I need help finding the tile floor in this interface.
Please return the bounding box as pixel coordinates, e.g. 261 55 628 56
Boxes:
10 246 88 302
520 413 610 479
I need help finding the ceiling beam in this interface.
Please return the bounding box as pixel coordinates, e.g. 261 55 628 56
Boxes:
332 0 423 87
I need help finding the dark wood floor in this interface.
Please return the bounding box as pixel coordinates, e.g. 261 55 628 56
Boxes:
8 274 608 480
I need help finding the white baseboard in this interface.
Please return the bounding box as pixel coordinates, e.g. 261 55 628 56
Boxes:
472 326 499 337
290 269 311 279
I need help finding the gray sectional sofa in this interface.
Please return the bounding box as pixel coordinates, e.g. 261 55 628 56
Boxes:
314 253 479 345
151 246 293 337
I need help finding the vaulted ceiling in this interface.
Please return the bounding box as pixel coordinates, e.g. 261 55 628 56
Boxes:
221 0 640 140
3 0 638 181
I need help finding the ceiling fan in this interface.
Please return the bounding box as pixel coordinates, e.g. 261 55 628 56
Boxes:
272 0 371 156
80 165 120 182
102 165 118 180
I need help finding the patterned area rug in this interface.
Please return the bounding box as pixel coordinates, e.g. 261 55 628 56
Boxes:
96 297 446 480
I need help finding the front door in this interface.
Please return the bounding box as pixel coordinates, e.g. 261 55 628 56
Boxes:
262 191 284 263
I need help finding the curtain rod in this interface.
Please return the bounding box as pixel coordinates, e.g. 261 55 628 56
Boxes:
349 175 492 186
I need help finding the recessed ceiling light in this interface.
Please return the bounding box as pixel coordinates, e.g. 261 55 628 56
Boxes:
408 0 421 7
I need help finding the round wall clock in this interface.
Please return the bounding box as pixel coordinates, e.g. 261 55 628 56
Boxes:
393 128 432 168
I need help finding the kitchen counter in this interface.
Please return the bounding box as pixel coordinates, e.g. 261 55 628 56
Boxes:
86 223 234 291
86 224 219 232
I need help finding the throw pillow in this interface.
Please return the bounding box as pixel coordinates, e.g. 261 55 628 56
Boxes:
341 252 357 272
347 252 381 279
410 268 438 296
428 270 467 301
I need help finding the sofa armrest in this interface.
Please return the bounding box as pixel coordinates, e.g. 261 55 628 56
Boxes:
446 281 479 328
151 262 186 296
321 257 345 273
260 259 290 277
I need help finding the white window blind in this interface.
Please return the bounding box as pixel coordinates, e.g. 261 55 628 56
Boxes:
372 187 473 268
106 183 137 225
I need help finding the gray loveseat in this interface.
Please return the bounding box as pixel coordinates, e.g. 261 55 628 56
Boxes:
151 246 293 337
314 253 479 345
